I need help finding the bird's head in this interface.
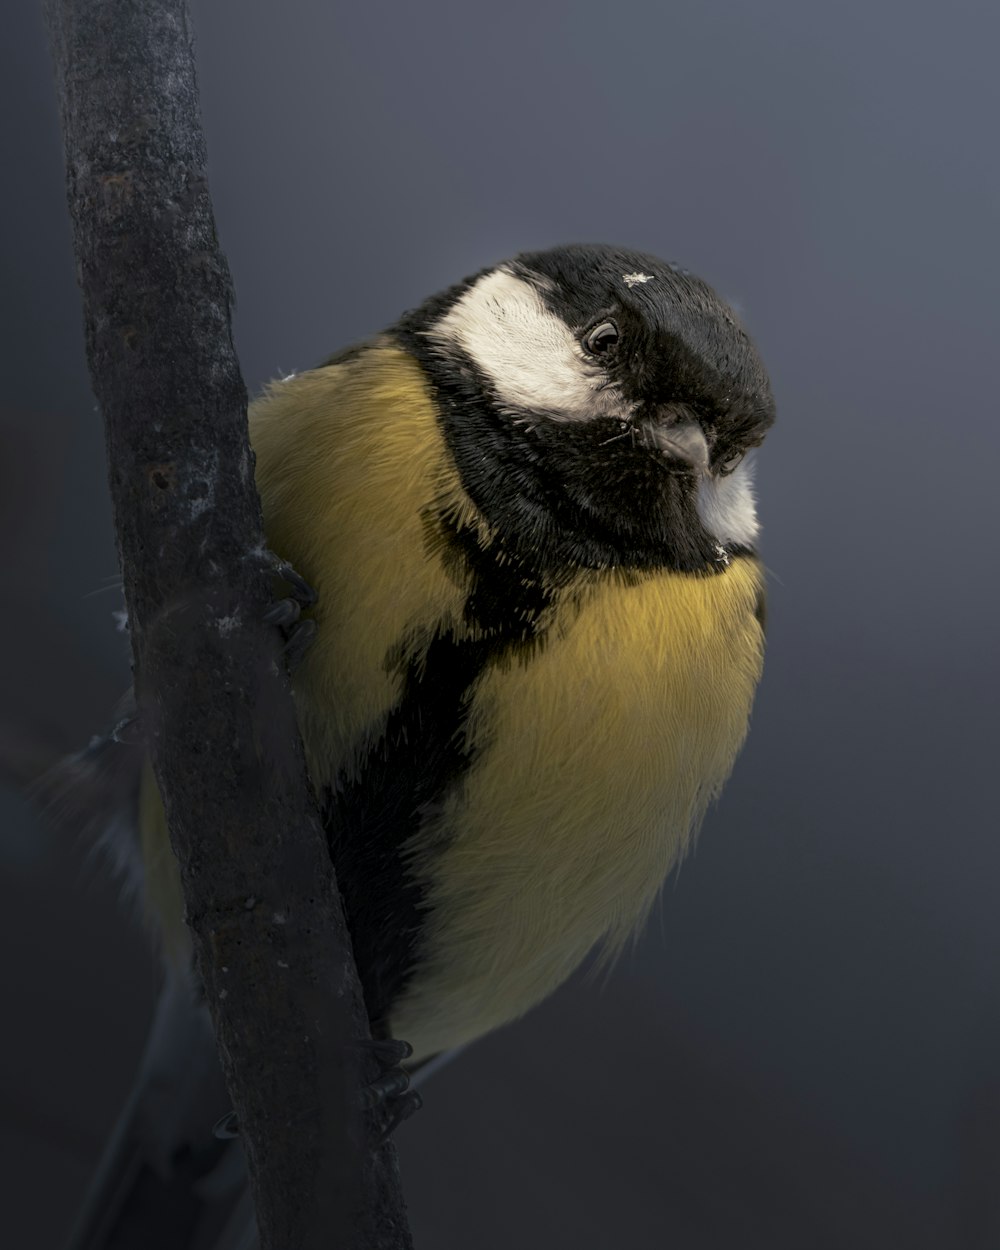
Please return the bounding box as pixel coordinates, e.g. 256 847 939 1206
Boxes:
396 243 775 574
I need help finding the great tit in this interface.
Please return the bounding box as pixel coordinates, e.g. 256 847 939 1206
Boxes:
69 242 775 1247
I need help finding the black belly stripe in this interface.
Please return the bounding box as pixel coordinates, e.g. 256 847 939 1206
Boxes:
324 509 553 1034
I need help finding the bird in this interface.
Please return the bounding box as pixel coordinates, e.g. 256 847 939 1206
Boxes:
64 242 775 1248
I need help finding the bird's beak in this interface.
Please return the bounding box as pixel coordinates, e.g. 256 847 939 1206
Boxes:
646 420 710 473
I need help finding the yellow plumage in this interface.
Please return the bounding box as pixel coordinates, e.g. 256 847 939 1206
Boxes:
395 559 763 1057
249 342 476 788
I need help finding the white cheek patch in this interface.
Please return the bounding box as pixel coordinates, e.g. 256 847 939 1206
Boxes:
425 268 625 423
696 456 760 549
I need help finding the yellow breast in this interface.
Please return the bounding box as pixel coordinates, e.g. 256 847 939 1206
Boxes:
392 558 765 1060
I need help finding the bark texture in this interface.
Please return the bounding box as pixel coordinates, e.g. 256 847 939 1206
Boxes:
45 2 413 1246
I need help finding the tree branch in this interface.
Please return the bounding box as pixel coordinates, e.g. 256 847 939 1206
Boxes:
44 2 413 1245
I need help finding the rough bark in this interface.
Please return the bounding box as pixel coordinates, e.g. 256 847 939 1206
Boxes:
45 2 413 1246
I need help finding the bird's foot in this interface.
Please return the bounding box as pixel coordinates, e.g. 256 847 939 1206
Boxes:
259 554 318 668
355 1038 423 1142
211 1037 422 1145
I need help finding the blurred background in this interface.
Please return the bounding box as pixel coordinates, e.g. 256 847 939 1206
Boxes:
3 0 999 1245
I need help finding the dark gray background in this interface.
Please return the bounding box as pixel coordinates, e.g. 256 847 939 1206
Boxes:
3 0 998 1246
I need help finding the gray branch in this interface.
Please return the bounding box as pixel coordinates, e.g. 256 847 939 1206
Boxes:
44 2 413 1246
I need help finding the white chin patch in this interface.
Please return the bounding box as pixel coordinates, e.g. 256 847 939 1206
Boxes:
696 456 760 549
425 267 625 423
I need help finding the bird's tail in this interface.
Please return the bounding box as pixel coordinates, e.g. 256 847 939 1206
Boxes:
63 971 251 1250
43 706 254 1249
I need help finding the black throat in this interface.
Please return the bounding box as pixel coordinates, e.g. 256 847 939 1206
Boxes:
394 327 730 577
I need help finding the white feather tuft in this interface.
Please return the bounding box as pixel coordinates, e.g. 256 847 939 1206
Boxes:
696 456 760 548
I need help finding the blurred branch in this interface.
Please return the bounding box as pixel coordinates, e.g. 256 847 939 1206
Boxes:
44 2 412 1247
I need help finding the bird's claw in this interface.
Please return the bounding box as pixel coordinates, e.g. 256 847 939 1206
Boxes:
263 597 301 627
269 558 317 608
353 1038 414 1068
377 1089 423 1143
283 618 317 669
212 1110 240 1141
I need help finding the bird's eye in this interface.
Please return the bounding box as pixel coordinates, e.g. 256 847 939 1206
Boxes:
582 321 619 358
718 451 745 476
